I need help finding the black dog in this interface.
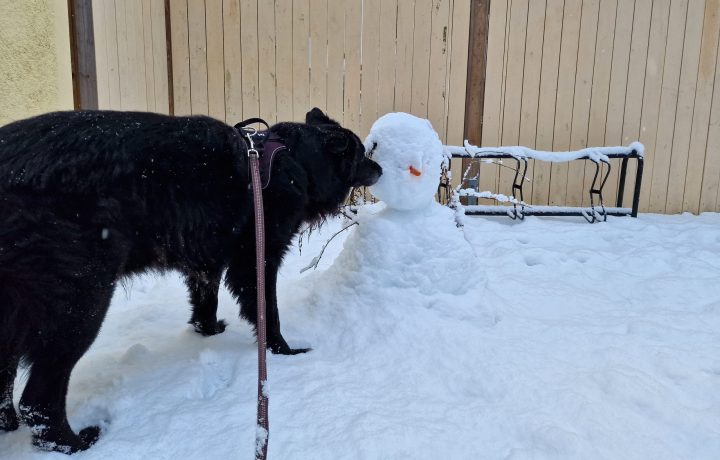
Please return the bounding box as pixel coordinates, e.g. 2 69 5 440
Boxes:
0 108 381 453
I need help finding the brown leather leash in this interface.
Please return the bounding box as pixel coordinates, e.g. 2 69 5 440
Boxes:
239 123 270 460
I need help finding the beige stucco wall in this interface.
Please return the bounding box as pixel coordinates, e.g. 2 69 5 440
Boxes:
0 0 74 126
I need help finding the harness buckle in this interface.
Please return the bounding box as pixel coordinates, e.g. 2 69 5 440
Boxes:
244 127 259 157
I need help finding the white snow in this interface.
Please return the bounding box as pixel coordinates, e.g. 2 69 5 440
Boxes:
3 210 720 459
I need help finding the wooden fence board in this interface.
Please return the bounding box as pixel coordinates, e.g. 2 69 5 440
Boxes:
309 0 328 113
427 0 451 138
360 0 381 136
531 0 563 206
665 0 704 213
685 0 720 212
583 0 617 207
479 0 508 195
394 0 416 114
549 0 582 206
566 0 599 207
205 0 225 120
648 0 688 212
223 0 243 122
377 0 399 119
257 0 276 123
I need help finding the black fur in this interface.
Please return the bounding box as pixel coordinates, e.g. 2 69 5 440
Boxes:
0 108 381 453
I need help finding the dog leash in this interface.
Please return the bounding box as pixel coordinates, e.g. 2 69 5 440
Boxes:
238 122 270 460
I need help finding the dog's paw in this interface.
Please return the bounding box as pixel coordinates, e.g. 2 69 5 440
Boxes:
268 342 312 355
192 319 227 336
79 426 101 446
31 424 101 454
0 404 19 432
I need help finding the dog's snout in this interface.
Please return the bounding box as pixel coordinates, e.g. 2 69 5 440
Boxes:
354 158 383 187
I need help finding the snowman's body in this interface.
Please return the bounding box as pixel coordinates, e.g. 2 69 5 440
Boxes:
326 113 479 296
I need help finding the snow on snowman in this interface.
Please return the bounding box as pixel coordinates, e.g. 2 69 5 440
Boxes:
323 112 479 296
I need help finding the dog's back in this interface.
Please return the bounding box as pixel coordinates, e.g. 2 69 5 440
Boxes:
0 110 245 197
0 111 252 274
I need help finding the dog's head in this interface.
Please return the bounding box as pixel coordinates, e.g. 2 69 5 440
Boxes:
305 108 382 188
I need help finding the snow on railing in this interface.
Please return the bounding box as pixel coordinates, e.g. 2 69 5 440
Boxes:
445 141 644 163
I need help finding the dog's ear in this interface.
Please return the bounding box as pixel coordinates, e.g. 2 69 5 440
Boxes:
306 108 339 126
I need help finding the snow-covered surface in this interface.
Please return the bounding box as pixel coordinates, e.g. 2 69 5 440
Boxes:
446 141 645 163
4 211 720 459
364 113 445 210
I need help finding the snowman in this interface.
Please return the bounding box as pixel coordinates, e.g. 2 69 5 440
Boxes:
325 113 480 296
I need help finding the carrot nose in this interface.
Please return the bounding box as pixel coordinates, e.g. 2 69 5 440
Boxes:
408 165 422 177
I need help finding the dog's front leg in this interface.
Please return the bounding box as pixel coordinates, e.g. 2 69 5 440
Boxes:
227 259 309 355
185 269 226 336
264 262 311 355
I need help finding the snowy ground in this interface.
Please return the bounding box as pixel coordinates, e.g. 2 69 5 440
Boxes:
3 211 720 459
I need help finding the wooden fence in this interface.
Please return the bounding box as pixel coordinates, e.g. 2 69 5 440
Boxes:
87 0 720 214
481 0 720 214
91 0 470 146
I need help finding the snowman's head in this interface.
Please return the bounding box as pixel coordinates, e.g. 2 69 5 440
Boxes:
364 113 445 211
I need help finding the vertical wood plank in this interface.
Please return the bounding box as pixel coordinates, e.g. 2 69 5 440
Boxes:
240 0 259 119
150 0 169 113
103 0 122 109
519 0 546 200
169 0 191 115
292 0 310 121
648 0 688 212
411 0 433 118
531 0 563 205
583 0 617 206
223 0 243 122
258 0 276 123
566 0 600 207
377 0 398 119
343 0 362 132
619 0 652 208
463 0 488 145
206 0 226 120
479 0 508 193
187 0 208 115
275 0 294 122
141 0 157 112
700 13 720 211
326 0 345 120
603 0 634 203
309 0 328 112
93 0 110 109
127 0 148 110
427 0 451 139
665 0 705 213
115 0 131 109
449 0 472 188
69 0 98 109
499 0 529 200
549 0 582 206
684 0 720 212
394 0 416 113
360 0 381 137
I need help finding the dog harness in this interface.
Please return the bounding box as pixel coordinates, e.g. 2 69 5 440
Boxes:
235 118 289 189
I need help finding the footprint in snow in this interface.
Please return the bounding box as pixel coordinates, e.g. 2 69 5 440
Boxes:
185 349 236 400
